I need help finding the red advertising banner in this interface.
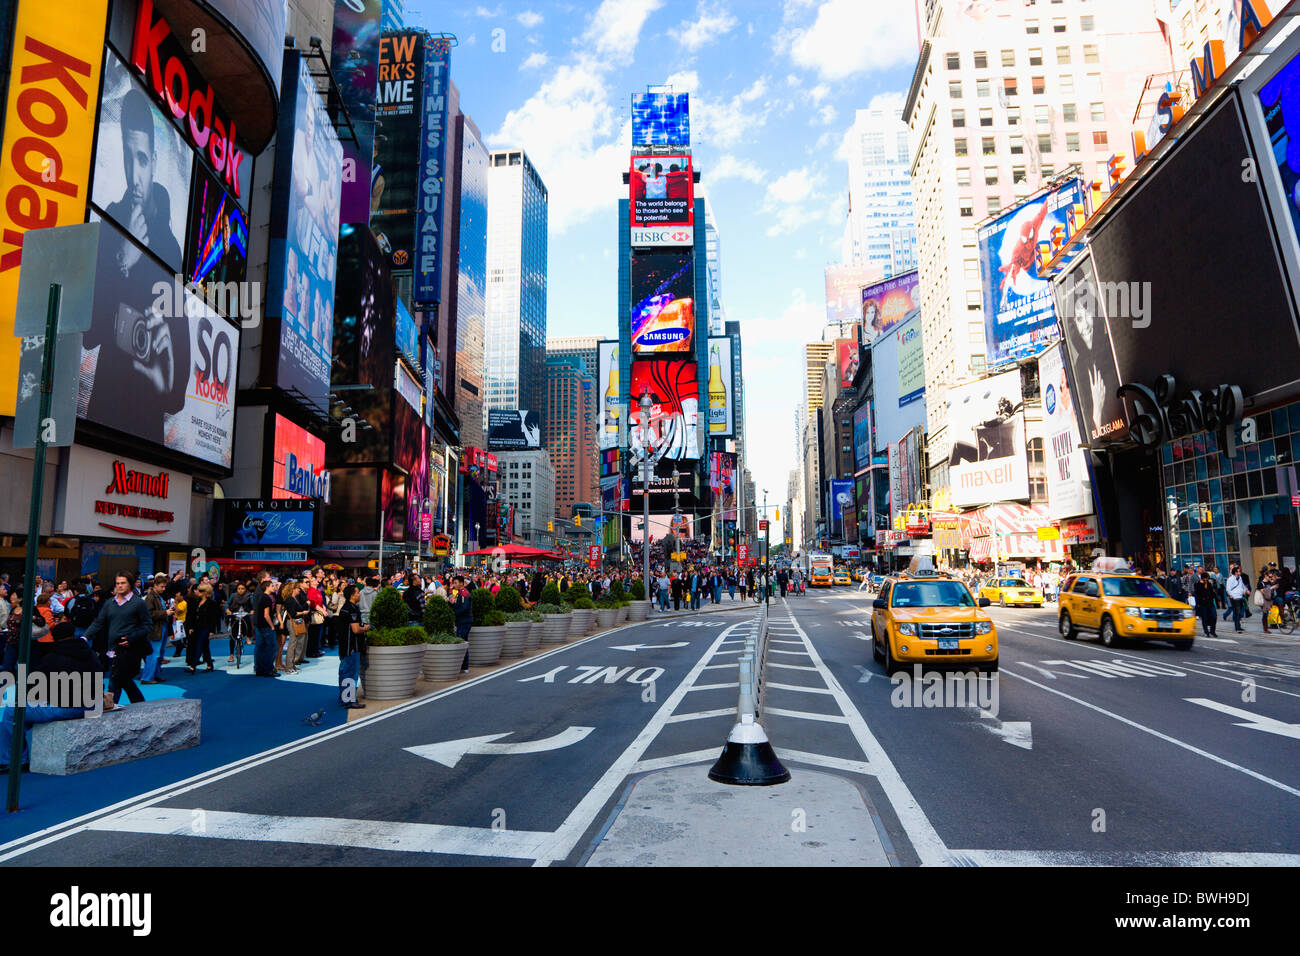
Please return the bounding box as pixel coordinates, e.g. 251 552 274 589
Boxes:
737 544 749 566
588 545 602 569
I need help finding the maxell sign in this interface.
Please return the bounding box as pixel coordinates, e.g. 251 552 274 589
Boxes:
631 226 694 248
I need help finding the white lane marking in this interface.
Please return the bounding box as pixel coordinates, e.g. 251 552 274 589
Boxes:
404 726 595 769
529 618 752 867
781 599 952 866
629 749 720 773
1184 698 1300 741
1000 670 1300 798
700 663 736 671
853 665 874 685
765 681 834 696
662 709 735 724
608 642 691 651
88 808 551 860
687 682 740 692
768 662 820 673
775 750 874 776
762 707 850 724
949 849 1300 867
0 622 625 863
769 639 804 646
769 648 810 657
999 623 1300 699
973 713 1033 750
1197 636 1240 644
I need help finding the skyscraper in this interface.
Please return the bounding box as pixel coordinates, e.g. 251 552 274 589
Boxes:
485 149 548 438
381 0 404 32
545 354 597 519
450 112 488 450
547 336 601 504
843 104 917 275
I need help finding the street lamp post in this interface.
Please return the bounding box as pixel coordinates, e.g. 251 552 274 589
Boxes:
639 391 652 615
763 488 770 606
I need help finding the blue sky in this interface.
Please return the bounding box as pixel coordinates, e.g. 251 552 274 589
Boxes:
408 0 920 543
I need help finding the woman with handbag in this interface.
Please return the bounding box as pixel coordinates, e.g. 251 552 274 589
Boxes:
186 583 220 673
284 582 310 671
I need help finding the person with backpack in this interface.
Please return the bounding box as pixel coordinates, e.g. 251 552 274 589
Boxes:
67 580 101 642
140 574 173 684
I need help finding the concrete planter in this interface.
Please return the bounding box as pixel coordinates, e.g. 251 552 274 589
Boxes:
467 626 504 666
501 621 530 658
567 611 588 638
618 605 630 623
596 607 619 629
627 602 649 622
423 641 468 682
541 614 571 643
525 621 543 650
364 643 426 700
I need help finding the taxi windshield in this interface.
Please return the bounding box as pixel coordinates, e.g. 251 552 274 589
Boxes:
1101 577 1168 599
891 581 975 608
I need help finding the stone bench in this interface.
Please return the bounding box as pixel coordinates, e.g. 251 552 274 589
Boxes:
30 698 201 775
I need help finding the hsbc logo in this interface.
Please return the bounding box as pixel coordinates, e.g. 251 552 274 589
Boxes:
631 227 693 248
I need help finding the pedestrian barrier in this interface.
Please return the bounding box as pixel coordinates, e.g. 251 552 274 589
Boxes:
707 602 790 786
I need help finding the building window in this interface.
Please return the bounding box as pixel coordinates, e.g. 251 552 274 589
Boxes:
964 259 979 281
1093 130 1109 149
962 227 976 246
1003 76 1018 96
954 137 968 156
1010 134 1024 154
1032 76 1046 94
1086 72 1102 95
1066 131 1080 151
1060 74 1074 95
1052 17 1067 33
979 107 993 126
1012 164 1027 183
1081 15 1095 31
1038 133 1053 153
974 50 988 69
1030 477 1049 502
949 80 963 98
967 290 981 311
959 197 974 217
956 166 972 186
1056 45 1071 64
982 135 996 154
1027 19 1039 34
1062 102 1077 121
946 51 961 69
1029 47 1043 66
1041 163 1054 177
1083 43 1099 64
1007 105 1021 125
1002 49 1015 67
1090 101 1106 121
977 78 990 97
984 165 999 185
952 109 965 127
987 195 1002 215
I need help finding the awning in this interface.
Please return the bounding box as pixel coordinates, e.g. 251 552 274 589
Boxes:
960 504 1064 560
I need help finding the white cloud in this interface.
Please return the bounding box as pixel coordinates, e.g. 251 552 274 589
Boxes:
817 104 838 125
583 0 664 59
520 51 550 70
670 3 739 51
809 83 830 104
765 167 816 205
707 154 765 184
789 0 917 80
517 10 544 27
664 70 699 91
475 4 503 16
691 77 771 148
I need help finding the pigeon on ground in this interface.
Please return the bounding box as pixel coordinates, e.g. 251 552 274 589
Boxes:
303 710 325 726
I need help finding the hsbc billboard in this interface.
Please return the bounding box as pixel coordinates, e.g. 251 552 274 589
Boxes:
631 225 694 248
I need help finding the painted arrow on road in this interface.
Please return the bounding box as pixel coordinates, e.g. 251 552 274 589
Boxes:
609 642 690 652
404 727 596 768
853 664 874 684
848 631 871 642
1184 699 1300 741
977 710 1033 750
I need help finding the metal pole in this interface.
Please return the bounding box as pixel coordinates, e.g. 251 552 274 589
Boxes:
8 284 59 812
640 393 651 615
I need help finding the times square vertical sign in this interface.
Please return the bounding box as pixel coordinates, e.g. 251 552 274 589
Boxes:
414 36 450 308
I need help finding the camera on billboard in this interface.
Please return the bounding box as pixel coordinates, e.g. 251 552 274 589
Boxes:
114 303 162 363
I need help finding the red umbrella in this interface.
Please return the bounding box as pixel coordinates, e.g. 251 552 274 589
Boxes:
461 544 552 557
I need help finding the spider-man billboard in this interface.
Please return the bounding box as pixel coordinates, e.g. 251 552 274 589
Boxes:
978 177 1085 367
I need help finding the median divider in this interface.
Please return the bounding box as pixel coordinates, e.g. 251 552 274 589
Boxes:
707 602 790 786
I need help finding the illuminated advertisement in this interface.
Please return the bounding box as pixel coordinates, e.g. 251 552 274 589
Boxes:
824 264 875 330
396 361 422 414
853 404 872 469
1054 250 1127 445
0 0 108 415
330 226 394 465
947 370 1030 508
414 35 451 306
333 0 383 224
631 92 690 147
371 30 424 269
706 336 735 437
396 298 420 370
92 51 192 274
837 338 858 388
185 162 249 320
598 341 622 450
709 451 737 521
488 409 542 450
896 314 925 406
830 478 854 535
272 415 330 501
80 218 240 467
207 0 290 100
268 51 343 400
631 252 695 353
629 360 699 464
861 270 919 343
1038 342 1093 520
630 154 694 229
224 499 318 548
384 399 429 542
978 178 1086 366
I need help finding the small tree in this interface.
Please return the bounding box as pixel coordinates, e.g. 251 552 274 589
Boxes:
369 587 408 631
608 579 626 601
470 587 496 626
422 595 455 635
540 582 562 606
495 585 524 613
629 579 645 601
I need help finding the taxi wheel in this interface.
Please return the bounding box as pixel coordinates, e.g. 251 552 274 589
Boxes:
1059 611 1078 640
1100 616 1121 647
882 636 900 676
980 658 999 673
871 622 883 662
1171 640 1195 651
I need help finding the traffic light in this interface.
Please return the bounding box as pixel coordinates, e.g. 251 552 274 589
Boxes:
548 521 554 532
575 514 581 527
367 560 378 569
775 508 780 521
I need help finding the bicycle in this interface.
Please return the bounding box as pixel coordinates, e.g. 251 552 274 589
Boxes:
1277 592 1300 635
228 610 251 667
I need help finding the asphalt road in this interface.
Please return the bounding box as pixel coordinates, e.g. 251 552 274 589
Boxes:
3 588 1297 866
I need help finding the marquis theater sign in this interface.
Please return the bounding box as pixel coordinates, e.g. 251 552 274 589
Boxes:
130 0 248 198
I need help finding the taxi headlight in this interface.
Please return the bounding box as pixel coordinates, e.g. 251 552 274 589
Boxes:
1122 605 1143 617
897 623 917 636
1180 608 1195 619
975 621 993 634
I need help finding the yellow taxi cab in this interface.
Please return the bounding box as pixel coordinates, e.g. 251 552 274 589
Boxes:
979 577 1044 608
1057 572 1195 649
851 569 865 582
871 562 998 674
833 568 852 586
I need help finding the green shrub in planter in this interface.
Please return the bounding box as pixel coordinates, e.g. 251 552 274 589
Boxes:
495 585 524 613
426 631 464 645
422 595 455 635
503 610 531 623
536 603 568 615
369 625 428 647
540 582 562 605
608 579 626 601
629 580 645 601
527 610 544 623
485 610 507 627
470 588 496 626
596 596 620 610
369 587 409 631
573 597 595 610
561 584 579 603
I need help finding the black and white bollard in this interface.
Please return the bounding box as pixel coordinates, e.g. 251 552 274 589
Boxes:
708 605 789 785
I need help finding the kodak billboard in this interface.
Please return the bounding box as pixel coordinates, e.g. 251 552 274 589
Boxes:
0 0 109 414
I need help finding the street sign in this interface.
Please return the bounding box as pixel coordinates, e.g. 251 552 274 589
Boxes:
1292 493 1300 507
759 520 769 531
588 545 601 569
